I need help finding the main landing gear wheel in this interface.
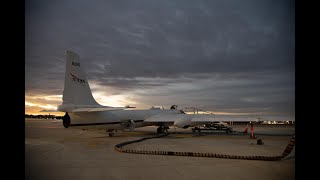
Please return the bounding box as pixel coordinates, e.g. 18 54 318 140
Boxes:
62 113 70 128
157 127 164 134
106 129 116 137
157 125 168 134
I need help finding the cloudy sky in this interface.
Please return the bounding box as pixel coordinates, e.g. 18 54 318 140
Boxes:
25 0 295 118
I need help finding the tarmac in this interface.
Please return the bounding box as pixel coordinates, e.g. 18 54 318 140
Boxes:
25 118 295 180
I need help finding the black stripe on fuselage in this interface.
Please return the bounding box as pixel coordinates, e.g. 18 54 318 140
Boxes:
69 120 144 127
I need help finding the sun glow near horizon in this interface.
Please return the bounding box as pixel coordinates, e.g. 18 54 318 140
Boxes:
25 94 62 115
25 90 139 115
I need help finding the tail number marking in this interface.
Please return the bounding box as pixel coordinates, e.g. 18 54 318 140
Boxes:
70 73 86 85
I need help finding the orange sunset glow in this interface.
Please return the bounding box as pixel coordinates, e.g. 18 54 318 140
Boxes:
25 92 140 116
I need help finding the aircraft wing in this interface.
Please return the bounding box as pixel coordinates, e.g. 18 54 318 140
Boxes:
143 113 293 128
189 114 295 122
72 105 136 112
190 114 258 123
143 113 257 128
143 113 189 123
42 107 127 113
144 114 257 123
57 104 135 113
72 107 125 112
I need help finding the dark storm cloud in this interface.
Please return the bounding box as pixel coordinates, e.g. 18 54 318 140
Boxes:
25 0 294 116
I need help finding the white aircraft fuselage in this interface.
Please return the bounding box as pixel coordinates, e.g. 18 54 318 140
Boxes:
68 109 181 130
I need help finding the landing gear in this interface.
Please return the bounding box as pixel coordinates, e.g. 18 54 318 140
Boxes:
62 113 70 128
226 128 233 134
192 126 201 133
106 129 116 137
157 126 164 134
157 124 169 134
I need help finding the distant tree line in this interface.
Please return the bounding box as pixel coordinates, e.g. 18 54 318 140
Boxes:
25 114 63 120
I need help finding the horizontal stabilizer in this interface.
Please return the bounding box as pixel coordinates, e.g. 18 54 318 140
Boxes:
72 107 125 112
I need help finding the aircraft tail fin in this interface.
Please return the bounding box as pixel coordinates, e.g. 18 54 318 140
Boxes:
62 50 100 106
